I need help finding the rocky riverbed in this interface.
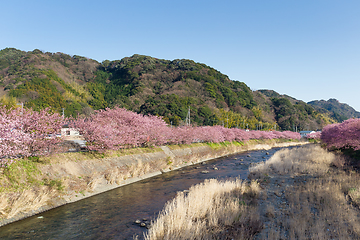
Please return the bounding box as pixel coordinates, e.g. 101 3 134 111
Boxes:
249 145 360 239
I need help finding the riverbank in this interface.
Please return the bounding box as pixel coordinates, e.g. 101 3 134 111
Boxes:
249 145 360 239
0 139 308 227
145 144 360 239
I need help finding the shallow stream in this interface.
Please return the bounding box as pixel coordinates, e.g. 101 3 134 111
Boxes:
0 147 295 239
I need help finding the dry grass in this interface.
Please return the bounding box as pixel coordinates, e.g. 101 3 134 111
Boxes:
249 145 340 178
144 178 262 240
39 146 162 164
167 143 205 150
104 160 154 183
1 187 56 219
248 145 360 239
257 173 360 239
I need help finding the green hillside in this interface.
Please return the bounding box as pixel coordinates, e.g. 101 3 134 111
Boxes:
308 98 360 122
0 48 342 130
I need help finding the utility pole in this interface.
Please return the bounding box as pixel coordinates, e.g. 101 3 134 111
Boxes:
62 108 65 118
17 103 23 114
185 107 190 126
226 113 229 128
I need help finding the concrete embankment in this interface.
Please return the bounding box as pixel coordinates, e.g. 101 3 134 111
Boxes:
0 140 308 227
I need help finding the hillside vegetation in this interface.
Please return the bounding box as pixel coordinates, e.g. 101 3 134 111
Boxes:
0 48 348 130
308 98 360 122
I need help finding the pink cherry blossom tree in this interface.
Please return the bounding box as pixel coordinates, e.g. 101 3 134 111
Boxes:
73 107 169 151
306 131 321 140
0 105 302 168
0 107 64 167
321 118 360 150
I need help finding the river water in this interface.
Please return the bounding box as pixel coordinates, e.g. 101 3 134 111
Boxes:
0 147 293 240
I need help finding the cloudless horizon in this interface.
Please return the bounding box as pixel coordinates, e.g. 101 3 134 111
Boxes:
2 0 360 111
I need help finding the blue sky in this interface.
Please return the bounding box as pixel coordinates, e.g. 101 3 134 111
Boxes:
1 0 360 111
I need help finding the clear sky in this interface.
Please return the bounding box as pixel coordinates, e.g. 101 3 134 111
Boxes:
1 0 360 111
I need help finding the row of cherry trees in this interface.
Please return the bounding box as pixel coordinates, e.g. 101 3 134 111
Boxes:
72 107 301 151
321 118 360 150
0 107 301 167
0 107 64 167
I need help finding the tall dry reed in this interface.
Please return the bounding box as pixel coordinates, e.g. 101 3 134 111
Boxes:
249 145 360 239
144 178 261 240
249 145 339 178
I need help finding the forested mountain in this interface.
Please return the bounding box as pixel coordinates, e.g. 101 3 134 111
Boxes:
0 48 347 131
255 90 336 131
308 98 360 122
0 48 98 116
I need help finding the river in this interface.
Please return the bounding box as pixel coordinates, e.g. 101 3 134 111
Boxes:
0 146 295 240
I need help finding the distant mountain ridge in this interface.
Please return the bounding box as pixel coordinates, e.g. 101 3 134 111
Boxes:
0 47 355 131
308 99 360 122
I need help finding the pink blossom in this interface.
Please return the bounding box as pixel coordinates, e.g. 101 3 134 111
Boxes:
306 131 321 140
321 118 360 150
0 107 64 167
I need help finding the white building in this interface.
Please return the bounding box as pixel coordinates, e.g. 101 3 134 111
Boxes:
61 128 80 137
299 131 316 138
